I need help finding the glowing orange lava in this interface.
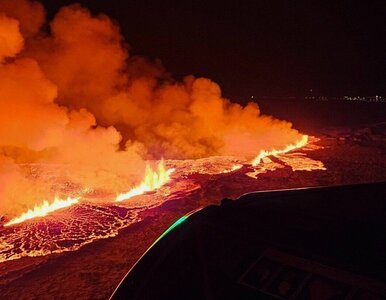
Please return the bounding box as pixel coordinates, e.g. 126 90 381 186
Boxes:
251 135 309 166
116 160 175 202
4 197 80 227
221 164 243 174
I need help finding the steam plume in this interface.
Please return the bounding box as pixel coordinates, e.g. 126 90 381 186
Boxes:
0 1 304 218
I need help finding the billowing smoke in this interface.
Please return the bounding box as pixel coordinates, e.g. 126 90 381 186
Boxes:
0 0 303 217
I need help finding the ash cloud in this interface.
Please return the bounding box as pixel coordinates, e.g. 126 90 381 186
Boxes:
0 1 303 217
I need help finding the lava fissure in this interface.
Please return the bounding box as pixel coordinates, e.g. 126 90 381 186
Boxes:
0 0 326 262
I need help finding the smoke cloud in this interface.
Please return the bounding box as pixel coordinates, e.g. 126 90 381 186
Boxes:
0 1 303 217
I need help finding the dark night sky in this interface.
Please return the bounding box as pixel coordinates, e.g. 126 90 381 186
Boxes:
42 1 386 100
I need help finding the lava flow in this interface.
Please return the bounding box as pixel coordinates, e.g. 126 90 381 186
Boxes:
4 196 80 227
0 140 325 263
116 160 175 202
0 0 327 263
251 135 309 166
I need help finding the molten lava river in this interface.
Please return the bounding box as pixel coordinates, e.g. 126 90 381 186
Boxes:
0 136 325 263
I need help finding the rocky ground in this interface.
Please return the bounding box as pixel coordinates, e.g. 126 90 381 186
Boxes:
0 124 385 300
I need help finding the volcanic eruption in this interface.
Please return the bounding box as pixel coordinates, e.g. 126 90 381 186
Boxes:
0 0 325 262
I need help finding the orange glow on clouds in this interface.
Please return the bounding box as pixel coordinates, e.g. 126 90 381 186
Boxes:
0 1 324 227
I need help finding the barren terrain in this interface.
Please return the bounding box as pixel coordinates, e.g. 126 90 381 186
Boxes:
0 123 385 299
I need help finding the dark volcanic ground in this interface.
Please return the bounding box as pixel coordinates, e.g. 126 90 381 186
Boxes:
0 122 385 299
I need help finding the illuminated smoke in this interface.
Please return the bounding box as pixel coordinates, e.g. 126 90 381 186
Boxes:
0 0 305 219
